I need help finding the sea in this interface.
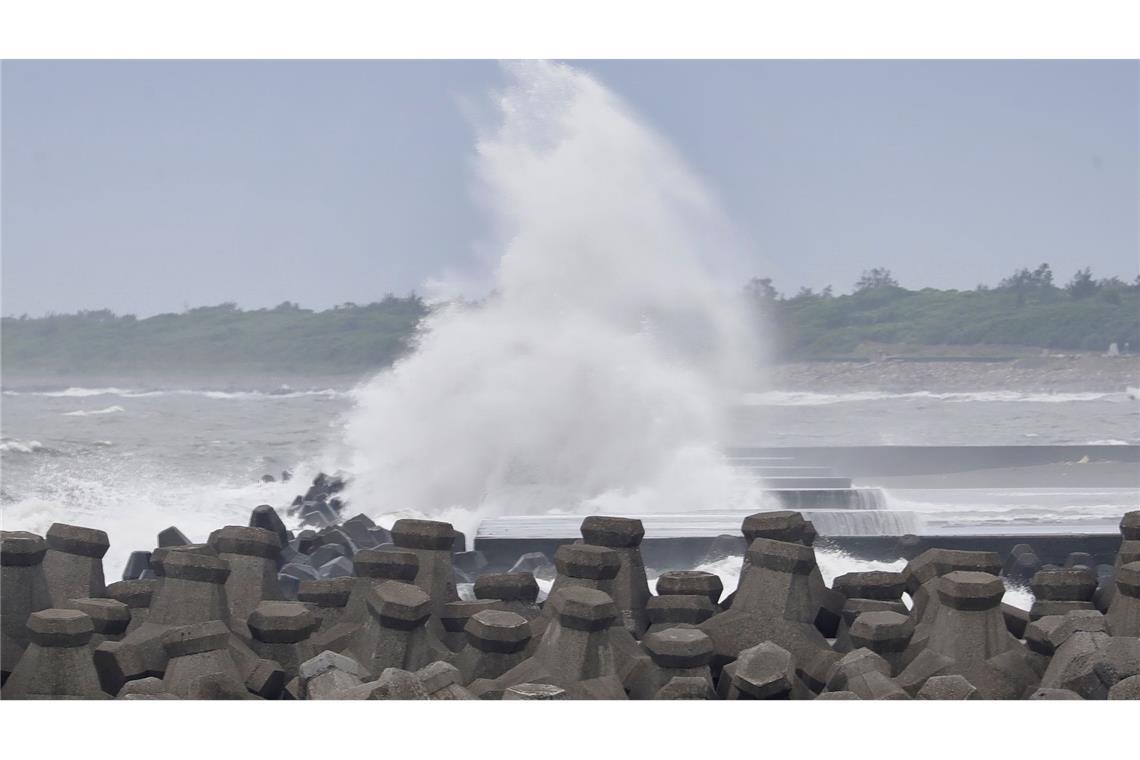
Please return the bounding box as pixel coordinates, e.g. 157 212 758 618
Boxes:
3 367 1137 584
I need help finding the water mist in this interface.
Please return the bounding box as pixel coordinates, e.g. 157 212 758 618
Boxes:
339 61 765 538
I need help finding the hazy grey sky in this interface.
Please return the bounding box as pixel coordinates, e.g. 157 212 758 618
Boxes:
2 60 1137 317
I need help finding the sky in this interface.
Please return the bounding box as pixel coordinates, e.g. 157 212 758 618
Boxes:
1 60 1137 317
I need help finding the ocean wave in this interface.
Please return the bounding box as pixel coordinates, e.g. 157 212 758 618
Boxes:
0 462 320 576
195 389 347 400
4 386 348 401
0 439 48 454
62 405 125 417
740 390 1121 406
2 386 135 398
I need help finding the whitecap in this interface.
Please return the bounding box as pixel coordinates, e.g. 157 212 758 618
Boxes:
62 405 125 417
740 389 1118 406
0 439 47 454
4 386 348 401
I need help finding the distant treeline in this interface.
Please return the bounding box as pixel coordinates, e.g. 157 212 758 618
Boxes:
3 264 1138 375
748 264 1140 358
1 297 429 375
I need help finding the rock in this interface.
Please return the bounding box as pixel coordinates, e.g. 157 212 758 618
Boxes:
248 601 319 677
815 690 862 700
2 608 108 699
654 676 717 699
416 660 473 699
699 538 833 680
209 526 283 637
655 570 724 604
294 530 319 555
68 598 131 645
915 674 982 700
121 551 153 581
439 600 499 652
249 505 289 548
898 571 1039 699
1108 674 1140 700
849 610 913 675
700 534 747 565
1106 561 1140 636
825 648 910 700
645 594 718 634
1029 568 1098 620
299 650 369 699
452 609 532 686
1 531 53 680
338 667 431 700
116 676 175 699
93 547 232 693
1002 602 1031 639
581 516 651 637
473 572 540 612
832 571 907 601
741 511 810 545
296 577 353 635
391 519 460 632
502 682 568 700
42 523 109 606
480 587 627 700
1002 544 1041 584
630 627 715 700
346 581 448 677
453 550 488 578
718 640 801 700
157 526 191 548
1065 552 1095 570
508 552 555 579
161 621 254 699
319 556 354 578
1029 687 1084 699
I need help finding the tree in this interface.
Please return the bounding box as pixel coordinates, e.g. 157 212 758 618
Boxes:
744 277 780 305
854 267 899 292
998 262 1056 304
1066 268 1099 300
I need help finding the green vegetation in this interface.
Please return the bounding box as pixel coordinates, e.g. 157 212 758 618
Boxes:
3 264 1138 376
1 297 428 375
748 264 1140 358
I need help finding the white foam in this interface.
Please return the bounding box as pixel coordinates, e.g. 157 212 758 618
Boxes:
3 387 347 400
2 386 135 397
0 439 47 454
1 462 320 576
693 551 908 604
61 405 125 417
337 61 763 525
741 390 1120 406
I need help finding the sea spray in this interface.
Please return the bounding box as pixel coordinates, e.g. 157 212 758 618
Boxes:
339 61 765 538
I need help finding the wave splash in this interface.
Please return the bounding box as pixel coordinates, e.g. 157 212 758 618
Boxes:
337 61 763 537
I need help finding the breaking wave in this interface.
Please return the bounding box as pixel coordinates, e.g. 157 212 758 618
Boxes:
62 405 126 417
337 61 763 536
0 439 49 454
3 387 348 401
742 390 1124 406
